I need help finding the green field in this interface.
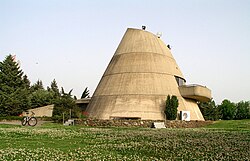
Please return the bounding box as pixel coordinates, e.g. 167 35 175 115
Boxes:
0 120 249 160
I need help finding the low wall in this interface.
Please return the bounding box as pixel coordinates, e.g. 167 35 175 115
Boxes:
75 119 212 128
22 105 54 117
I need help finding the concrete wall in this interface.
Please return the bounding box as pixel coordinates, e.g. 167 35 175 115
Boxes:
23 105 54 117
86 28 207 121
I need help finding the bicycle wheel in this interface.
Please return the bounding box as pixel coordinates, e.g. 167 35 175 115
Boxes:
28 117 37 126
21 117 27 126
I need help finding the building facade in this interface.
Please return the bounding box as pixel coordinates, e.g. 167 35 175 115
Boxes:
86 28 211 120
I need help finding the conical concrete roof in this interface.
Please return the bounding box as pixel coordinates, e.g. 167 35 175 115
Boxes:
86 28 205 120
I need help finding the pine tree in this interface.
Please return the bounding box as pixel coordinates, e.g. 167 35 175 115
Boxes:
50 79 60 95
29 79 61 109
30 79 44 92
23 75 31 89
0 55 30 116
47 79 60 99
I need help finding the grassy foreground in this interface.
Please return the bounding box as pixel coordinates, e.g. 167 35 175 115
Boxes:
0 120 249 161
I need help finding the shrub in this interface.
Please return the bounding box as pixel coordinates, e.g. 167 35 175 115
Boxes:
52 92 81 122
0 116 23 121
165 95 179 120
198 100 220 121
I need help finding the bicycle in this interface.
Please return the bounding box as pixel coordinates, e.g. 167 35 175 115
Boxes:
21 111 37 126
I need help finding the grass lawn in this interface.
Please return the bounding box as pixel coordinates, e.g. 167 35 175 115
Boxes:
0 120 249 160
204 119 250 130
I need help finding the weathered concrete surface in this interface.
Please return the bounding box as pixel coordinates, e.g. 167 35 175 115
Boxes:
22 105 54 117
179 85 211 102
86 28 209 121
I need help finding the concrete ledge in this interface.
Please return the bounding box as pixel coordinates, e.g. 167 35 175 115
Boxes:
179 85 211 102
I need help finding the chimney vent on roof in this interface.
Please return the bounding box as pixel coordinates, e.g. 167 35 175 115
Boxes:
156 32 162 38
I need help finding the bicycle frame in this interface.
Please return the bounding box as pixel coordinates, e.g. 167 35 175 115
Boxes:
21 111 37 126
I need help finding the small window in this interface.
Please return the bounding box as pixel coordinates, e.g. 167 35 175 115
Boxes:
175 76 186 86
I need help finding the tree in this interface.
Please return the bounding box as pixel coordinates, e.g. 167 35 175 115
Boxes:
235 101 250 120
218 99 236 120
30 79 44 92
47 79 60 99
81 87 90 99
47 79 60 96
198 99 220 121
53 88 80 119
165 95 179 120
29 89 54 108
23 75 31 89
28 79 61 109
0 55 30 116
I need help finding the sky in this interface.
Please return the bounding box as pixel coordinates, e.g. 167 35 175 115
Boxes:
0 0 250 104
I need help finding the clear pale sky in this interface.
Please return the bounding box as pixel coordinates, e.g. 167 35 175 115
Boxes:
0 0 249 103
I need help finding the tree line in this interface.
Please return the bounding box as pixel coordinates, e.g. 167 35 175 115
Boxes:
165 96 250 121
0 54 89 117
1 54 249 121
198 99 250 120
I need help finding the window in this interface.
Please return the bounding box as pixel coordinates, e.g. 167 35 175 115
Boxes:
175 76 186 86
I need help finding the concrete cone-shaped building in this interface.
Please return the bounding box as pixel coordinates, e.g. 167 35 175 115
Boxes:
86 28 211 121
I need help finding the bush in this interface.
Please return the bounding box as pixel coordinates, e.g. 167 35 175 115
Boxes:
235 101 250 120
165 95 179 120
51 115 65 123
198 100 220 121
0 116 23 121
218 99 236 120
52 94 82 122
